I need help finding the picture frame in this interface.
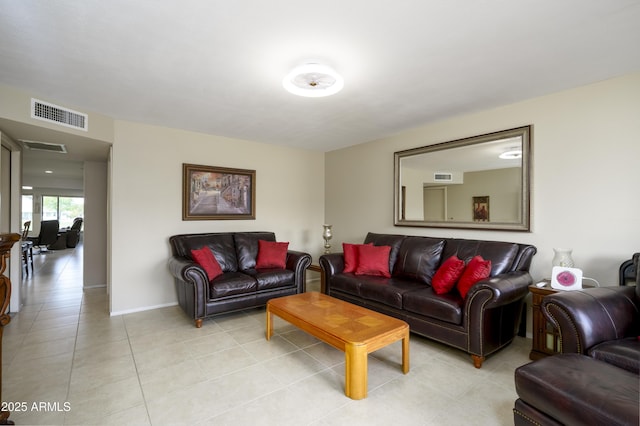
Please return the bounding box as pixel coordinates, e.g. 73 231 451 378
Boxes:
472 196 490 222
182 163 256 220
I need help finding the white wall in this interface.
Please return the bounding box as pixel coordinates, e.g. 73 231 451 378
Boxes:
325 73 640 288
0 132 25 311
110 121 325 314
84 161 108 288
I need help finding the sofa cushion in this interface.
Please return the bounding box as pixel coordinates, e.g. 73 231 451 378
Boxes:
442 239 518 276
329 274 363 297
359 277 424 309
363 233 406 275
355 244 391 277
191 247 223 281
343 242 372 273
243 268 296 291
256 240 289 269
234 232 276 270
432 255 465 294
393 237 445 284
403 287 463 324
457 255 491 298
209 272 257 299
589 337 640 374
172 233 238 272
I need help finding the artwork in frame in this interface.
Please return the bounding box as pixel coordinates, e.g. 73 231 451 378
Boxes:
473 196 490 222
182 163 256 220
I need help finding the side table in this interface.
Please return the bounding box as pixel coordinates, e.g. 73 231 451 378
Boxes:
528 280 561 360
307 264 325 293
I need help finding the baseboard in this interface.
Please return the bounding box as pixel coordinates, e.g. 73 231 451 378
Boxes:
110 301 178 317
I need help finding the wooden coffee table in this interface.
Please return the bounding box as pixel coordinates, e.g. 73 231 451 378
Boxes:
266 292 409 400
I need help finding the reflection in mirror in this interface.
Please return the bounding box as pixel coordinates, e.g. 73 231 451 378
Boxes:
394 126 531 231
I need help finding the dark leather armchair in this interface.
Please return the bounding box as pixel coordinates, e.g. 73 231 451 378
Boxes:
541 253 639 373
27 220 59 253
514 254 639 425
66 217 83 248
48 217 83 250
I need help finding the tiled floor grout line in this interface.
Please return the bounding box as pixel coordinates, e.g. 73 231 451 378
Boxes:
63 291 86 425
121 306 154 424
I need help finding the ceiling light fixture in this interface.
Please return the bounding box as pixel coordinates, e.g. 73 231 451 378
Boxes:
499 149 522 159
283 63 344 97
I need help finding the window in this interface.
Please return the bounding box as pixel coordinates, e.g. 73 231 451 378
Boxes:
42 196 84 229
22 195 33 225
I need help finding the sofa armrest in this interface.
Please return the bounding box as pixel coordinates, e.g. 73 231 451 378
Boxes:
167 255 211 324
541 286 640 354
319 253 345 293
466 271 533 309
286 250 312 292
286 250 312 271
465 271 532 360
168 256 210 297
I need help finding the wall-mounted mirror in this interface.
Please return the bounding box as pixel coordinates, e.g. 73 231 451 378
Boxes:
394 125 531 231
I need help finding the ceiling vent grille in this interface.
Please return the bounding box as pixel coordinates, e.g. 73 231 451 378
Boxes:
31 98 88 131
434 172 452 182
20 140 67 154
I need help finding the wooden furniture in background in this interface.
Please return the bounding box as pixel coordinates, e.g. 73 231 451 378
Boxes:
266 291 409 400
0 233 20 425
307 264 325 292
21 221 34 276
529 281 561 360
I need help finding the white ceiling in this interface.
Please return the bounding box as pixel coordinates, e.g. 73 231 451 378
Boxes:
1 0 639 166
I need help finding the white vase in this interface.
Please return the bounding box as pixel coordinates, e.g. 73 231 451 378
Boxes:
552 248 574 268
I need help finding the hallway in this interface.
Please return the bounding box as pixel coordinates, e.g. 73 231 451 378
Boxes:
19 243 85 308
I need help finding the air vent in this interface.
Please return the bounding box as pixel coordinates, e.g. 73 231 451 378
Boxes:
21 140 67 154
31 98 88 131
434 173 452 182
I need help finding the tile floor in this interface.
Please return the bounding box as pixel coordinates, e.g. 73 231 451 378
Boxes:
3 243 532 425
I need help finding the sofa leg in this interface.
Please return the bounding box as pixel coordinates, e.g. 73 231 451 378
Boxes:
195 319 203 328
471 355 484 368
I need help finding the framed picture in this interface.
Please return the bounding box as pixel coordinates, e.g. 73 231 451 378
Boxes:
182 163 256 220
472 196 490 222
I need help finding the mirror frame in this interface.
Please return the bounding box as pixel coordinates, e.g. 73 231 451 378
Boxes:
394 125 532 231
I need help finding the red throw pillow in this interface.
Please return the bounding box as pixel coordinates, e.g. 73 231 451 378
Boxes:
191 246 223 281
457 255 492 298
343 242 373 273
355 244 391 278
432 255 465 294
256 240 289 269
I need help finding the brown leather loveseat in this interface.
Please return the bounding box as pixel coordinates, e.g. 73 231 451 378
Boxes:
319 232 537 367
168 231 311 327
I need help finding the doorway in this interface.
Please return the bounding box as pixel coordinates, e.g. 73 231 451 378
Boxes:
423 186 447 221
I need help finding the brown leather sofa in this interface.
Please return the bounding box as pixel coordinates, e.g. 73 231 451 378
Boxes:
513 253 639 425
168 232 311 327
319 232 537 368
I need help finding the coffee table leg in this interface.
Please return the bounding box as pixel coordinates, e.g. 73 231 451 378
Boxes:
402 331 410 374
345 342 367 400
266 306 273 341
